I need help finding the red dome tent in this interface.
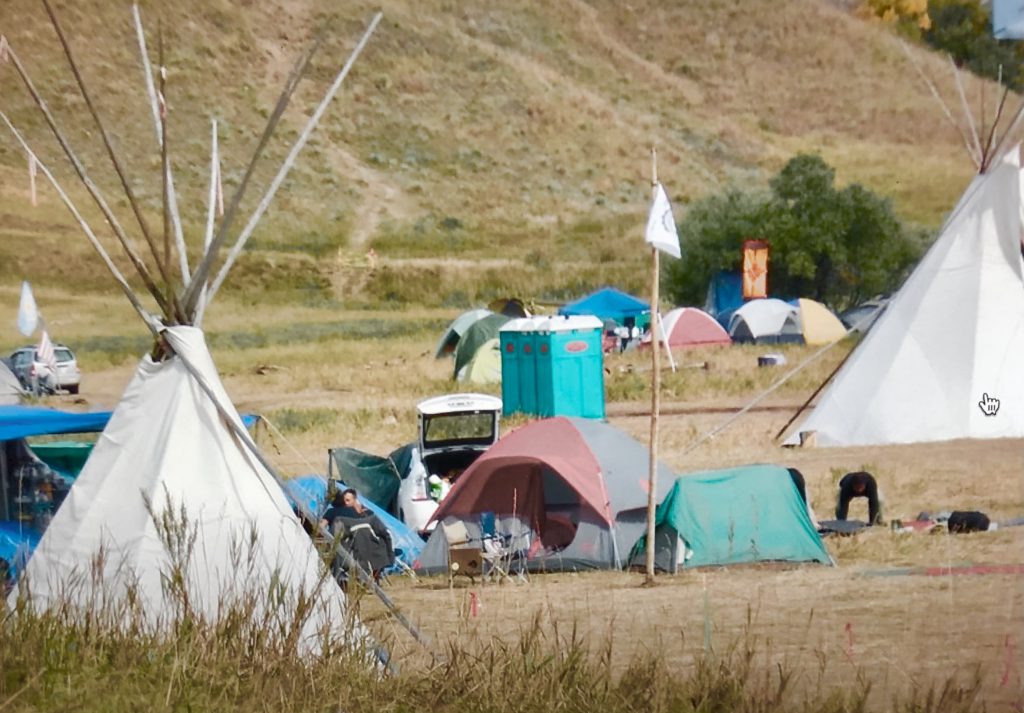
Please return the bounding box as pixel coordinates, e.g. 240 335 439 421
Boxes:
413 417 676 572
642 307 731 349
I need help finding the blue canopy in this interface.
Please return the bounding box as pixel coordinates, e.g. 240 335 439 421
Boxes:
281 474 424 571
558 287 650 323
0 405 111 441
0 405 257 442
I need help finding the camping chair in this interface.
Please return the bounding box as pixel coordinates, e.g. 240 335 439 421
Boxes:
442 520 482 584
479 512 529 584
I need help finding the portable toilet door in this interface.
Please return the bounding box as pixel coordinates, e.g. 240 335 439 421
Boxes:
499 318 538 416
517 321 539 416
536 315 605 419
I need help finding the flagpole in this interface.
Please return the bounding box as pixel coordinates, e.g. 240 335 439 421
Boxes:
644 147 660 585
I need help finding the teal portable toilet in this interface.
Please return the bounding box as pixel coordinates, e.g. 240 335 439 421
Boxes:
500 318 539 416
535 315 605 419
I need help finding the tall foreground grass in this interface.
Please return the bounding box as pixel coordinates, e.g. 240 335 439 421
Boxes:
0 588 991 713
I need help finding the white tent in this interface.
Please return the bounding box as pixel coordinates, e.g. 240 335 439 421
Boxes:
0 361 23 405
727 298 802 344
787 149 1024 447
12 328 354 650
796 298 848 346
2 6 384 655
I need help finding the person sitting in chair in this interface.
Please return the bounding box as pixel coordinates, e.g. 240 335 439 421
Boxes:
835 471 884 526
320 490 356 532
328 488 394 586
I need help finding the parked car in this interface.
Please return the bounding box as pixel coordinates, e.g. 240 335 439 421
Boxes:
326 393 503 537
9 344 81 395
396 393 503 535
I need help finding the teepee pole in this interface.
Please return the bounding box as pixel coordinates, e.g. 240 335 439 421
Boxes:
950 56 984 166
982 85 1011 165
133 3 189 284
158 25 175 311
203 11 384 307
987 98 1024 165
0 111 160 336
181 36 324 318
900 42 980 168
4 44 177 321
195 119 220 327
644 147 660 586
40 0 182 317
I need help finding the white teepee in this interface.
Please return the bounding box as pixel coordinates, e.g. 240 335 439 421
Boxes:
787 148 1024 446
12 328 356 650
0 361 24 404
1 5 382 654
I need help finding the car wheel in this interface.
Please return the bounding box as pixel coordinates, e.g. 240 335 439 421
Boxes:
67 385 79 395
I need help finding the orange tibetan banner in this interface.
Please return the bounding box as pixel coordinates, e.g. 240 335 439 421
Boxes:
742 239 769 300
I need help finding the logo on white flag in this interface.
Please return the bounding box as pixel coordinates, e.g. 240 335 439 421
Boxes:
17 281 39 336
644 183 681 259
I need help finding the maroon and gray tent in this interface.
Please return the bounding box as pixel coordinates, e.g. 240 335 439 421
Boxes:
413 416 676 572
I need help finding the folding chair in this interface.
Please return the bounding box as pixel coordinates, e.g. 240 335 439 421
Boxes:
479 512 529 584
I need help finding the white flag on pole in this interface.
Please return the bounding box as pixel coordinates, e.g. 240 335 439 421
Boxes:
644 182 681 259
17 280 39 336
38 329 57 377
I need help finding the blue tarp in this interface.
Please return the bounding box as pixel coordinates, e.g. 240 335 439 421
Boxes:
704 271 744 328
0 521 40 578
558 287 650 323
0 405 257 442
0 405 112 441
281 474 423 571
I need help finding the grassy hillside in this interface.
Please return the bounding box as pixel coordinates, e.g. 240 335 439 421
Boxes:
0 0 1010 306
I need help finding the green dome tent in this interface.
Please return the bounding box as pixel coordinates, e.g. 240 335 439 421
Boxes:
632 464 832 571
434 308 492 359
453 313 510 379
457 338 502 384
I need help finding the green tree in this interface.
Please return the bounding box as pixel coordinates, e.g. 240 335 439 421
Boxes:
663 154 921 310
923 0 1024 92
662 189 767 307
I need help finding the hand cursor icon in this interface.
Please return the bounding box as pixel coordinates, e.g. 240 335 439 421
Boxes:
978 393 1000 417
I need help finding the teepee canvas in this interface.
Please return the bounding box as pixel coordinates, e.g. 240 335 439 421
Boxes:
0 361 23 405
2 4 382 653
787 149 1024 446
14 328 355 649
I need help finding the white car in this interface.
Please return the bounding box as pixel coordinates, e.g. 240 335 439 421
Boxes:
396 393 502 535
9 345 81 395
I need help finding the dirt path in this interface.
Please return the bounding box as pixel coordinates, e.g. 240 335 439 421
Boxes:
320 143 417 248
565 0 705 106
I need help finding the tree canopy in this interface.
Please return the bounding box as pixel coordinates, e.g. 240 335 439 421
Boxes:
922 0 1024 92
663 154 922 311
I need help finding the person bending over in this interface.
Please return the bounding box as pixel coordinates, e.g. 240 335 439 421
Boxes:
835 471 883 525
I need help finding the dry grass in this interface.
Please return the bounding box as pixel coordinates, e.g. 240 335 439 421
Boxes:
2 284 1022 708
1 0 1017 306
1 2 1023 707
372 561 1023 710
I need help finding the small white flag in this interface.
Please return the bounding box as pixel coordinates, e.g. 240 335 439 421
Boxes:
17 280 39 336
644 182 681 259
0 35 10 63
37 329 57 377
